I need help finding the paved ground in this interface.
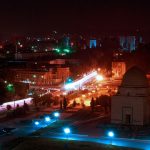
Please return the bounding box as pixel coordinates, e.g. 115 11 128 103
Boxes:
1 107 150 150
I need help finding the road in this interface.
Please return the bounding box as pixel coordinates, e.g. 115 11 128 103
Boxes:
1 108 150 150
40 132 150 150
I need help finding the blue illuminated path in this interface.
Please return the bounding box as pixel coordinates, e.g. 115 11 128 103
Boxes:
40 132 150 150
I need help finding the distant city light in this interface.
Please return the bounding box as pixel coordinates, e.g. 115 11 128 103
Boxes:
4 80 7 84
64 49 70 53
33 74 37 78
55 48 60 52
20 44 23 48
63 92 67 95
96 75 104 81
82 94 86 98
6 84 14 92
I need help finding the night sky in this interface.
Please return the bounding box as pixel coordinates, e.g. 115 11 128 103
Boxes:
0 0 150 37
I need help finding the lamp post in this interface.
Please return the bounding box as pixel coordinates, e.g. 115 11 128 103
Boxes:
108 131 114 145
54 112 60 118
64 127 71 140
45 116 51 122
53 112 60 122
34 121 40 126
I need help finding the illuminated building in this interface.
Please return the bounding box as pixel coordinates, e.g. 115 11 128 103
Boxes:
111 67 150 125
13 67 70 86
89 39 97 48
119 35 143 51
119 36 136 51
112 61 126 79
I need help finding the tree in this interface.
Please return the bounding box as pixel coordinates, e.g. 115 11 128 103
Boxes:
0 82 7 105
6 105 12 111
60 100 63 110
72 100 77 108
99 95 111 113
90 97 95 112
63 97 67 110
23 101 29 112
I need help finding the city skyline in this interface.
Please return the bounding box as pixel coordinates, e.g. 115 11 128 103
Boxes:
0 0 150 38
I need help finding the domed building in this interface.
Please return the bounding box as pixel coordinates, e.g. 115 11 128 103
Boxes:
111 66 150 125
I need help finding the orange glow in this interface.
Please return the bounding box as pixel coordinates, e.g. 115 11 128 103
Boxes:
63 92 67 95
88 92 91 95
84 99 91 106
82 94 86 98
96 74 104 81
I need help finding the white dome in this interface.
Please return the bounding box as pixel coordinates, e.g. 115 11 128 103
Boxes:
121 66 149 87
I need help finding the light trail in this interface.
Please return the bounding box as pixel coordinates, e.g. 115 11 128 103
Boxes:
64 71 97 90
0 97 33 112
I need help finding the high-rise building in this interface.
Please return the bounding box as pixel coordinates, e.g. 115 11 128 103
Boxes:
119 34 143 51
89 39 97 48
119 36 136 51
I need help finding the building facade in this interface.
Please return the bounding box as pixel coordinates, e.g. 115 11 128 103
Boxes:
111 67 150 125
112 61 126 79
13 67 70 86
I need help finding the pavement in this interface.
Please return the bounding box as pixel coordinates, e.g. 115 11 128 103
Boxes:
0 106 76 147
39 132 150 150
1 107 150 150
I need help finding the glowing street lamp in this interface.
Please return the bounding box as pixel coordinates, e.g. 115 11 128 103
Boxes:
64 127 71 134
54 112 60 118
33 74 37 78
108 131 114 145
34 121 40 126
108 131 114 137
45 116 51 122
64 127 71 140
4 80 7 84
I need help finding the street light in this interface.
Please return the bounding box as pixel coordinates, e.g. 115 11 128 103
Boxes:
108 131 114 145
64 128 71 134
96 75 104 81
34 121 40 126
64 127 71 140
45 116 51 122
108 131 114 137
54 112 60 118
4 80 7 84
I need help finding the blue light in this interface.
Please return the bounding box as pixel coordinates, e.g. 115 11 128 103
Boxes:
108 131 114 137
34 121 39 125
45 116 51 122
64 127 71 134
54 112 60 117
90 39 97 48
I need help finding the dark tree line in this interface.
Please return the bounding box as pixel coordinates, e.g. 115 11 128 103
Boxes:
90 95 111 113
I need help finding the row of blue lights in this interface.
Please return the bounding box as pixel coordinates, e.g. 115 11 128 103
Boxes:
34 112 60 126
34 112 114 142
62 128 114 137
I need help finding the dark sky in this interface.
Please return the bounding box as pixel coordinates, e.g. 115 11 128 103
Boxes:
0 0 150 37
